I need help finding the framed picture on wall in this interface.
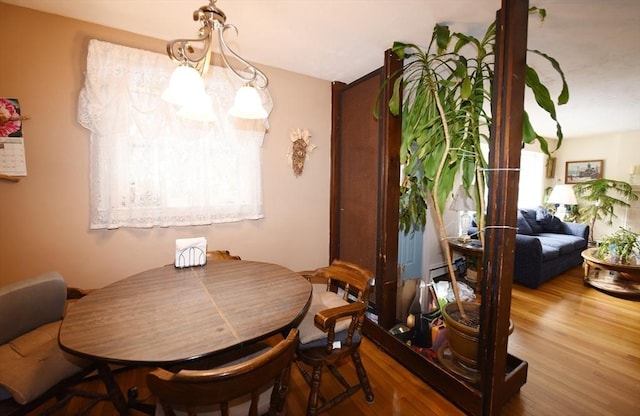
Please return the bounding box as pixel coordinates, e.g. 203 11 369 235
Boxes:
565 159 604 184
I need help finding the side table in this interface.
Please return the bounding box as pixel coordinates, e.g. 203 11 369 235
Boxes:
581 248 640 296
447 238 483 292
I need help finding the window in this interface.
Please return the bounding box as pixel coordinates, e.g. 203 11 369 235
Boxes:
77 40 271 229
518 150 546 208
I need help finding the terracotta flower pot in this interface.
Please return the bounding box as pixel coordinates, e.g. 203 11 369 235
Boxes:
442 301 514 370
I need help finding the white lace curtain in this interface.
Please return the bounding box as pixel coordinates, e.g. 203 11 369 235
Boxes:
77 39 272 229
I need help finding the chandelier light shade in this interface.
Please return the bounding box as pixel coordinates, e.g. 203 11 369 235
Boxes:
163 0 269 121
178 90 218 122
229 85 268 119
161 66 206 106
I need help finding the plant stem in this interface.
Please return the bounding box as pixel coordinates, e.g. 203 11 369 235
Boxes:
428 71 468 323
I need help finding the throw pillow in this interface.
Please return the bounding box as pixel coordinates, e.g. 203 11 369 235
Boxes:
516 211 534 235
535 206 553 223
535 206 563 232
546 216 563 232
519 208 543 234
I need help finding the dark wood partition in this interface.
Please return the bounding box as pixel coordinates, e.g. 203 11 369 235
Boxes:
330 49 401 330
330 2 530 413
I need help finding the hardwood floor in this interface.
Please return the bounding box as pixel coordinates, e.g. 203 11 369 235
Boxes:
28 266 640 415
503 266 640 416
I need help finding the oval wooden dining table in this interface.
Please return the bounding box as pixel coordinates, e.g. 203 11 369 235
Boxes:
59 259 312 415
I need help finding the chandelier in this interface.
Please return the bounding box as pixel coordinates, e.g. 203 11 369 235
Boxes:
162 0 269 121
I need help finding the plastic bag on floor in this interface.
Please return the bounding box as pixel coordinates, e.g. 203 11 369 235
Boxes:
434 280 476 304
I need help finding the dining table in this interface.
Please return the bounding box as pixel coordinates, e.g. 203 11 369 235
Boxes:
58 259 312 415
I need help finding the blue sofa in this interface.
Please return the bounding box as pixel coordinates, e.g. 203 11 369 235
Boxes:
470 207 589 289
513 207 589 288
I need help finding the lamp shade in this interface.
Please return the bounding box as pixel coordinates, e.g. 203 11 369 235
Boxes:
450 185 476 211
161 65 205 107
177 90 217 122
548 184 577 205
229 85 268 119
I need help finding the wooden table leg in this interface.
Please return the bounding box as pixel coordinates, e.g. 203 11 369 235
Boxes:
97 363 131 416
583 260 590 286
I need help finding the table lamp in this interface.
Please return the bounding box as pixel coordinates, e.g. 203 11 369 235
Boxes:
450 185 476 242
547 184 577 221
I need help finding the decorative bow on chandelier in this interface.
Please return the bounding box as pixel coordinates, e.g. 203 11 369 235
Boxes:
162 0 269 121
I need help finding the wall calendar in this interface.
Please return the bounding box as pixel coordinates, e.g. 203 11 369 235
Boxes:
0 98 28 178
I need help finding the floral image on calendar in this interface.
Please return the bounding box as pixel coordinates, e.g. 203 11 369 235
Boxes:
0 98 23 137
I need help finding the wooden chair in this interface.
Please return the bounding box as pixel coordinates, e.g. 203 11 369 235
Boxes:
147 328 299 416
168 250 240 267
295 260 375 416
207 250 242 260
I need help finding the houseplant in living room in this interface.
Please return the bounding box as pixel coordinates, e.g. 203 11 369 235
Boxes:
596 227 640 265
378 8 568 374
572 178 639 244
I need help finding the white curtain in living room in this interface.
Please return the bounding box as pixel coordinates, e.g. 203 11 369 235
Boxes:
518 150 546 208
77 39 272 229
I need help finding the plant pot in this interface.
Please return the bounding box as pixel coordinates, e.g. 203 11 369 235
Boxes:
442 302 480 369
442 301 514 370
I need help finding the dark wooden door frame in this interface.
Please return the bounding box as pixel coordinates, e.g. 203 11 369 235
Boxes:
329 49 401 330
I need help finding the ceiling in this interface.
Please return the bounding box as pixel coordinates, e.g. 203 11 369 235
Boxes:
3 0 639 140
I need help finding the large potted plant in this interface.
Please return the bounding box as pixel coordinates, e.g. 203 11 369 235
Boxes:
573 179 638 244
379 8 568 368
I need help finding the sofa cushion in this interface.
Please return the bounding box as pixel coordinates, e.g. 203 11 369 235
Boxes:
540 244 561 261
0 321 89 405
298 291 351 345
538 233 588 252
516 211 534 235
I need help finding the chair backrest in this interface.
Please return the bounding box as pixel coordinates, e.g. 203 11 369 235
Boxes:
303 260 374 352
0 271 67 345
206 250 242 260
308 259 374 304
147 328 299 416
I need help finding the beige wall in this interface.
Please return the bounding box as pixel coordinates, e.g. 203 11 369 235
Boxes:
0 4 332 288
551 131 640 239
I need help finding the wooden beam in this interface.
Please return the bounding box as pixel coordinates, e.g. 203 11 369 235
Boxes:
376 49 402 329
479 0 529 415
329 81 346 263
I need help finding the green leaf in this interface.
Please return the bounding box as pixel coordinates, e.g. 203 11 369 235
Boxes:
521 111 537 143
525 66 556 118
435 24 451 53
392 41 408 59
389 76 402 116
461 76 472 100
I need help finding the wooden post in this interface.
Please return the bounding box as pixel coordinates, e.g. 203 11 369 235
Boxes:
480 0 529 415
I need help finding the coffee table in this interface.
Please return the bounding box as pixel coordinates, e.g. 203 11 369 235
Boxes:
59 260 312 415
581 248 640 296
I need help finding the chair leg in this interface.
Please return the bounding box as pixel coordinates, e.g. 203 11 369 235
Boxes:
306 365 323 416
352 350 374 403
